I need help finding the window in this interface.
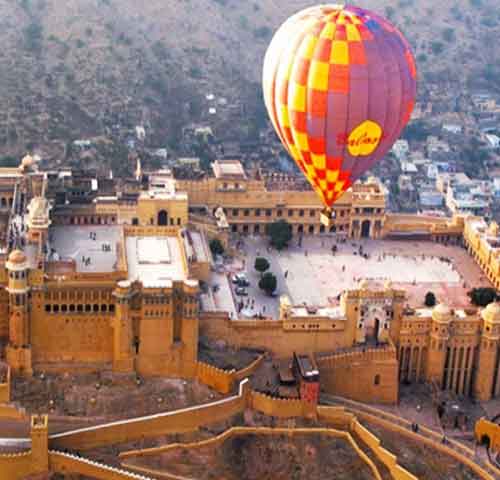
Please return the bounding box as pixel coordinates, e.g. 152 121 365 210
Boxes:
277 210 282 217
132 218 139 226
299 209 304 217
53 305 59 313
266 209 272 217
69 304 75 312
177 218 181 225
45 305 51 313
340 210 345 217
244 209 250 217
255 209 261 217
374 375 381 385
232 209 239 217
61 304 68 313
310 210 315 217
288 210 294 217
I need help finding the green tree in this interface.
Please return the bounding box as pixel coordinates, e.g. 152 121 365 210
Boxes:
468 288 498 307
209 238 224 257
424 291 437 307
266 220 292 251
254 257 270 276
259 272 277 296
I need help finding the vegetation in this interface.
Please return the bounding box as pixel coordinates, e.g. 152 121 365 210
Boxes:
259 272 277 296
209 238 224 257
468 288 499 307
254 257 270 276
402 120 432 142
425 292 437 307
266 220 292 251
24 21 43 53
0 156 19 168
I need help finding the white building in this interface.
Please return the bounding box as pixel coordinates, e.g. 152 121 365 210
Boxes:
485 134 500 149
442 124 462 135
392 140 410 161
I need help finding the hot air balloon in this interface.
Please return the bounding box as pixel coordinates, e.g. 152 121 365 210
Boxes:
263 4 417 224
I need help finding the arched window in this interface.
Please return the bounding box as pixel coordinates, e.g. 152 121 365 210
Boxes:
158 210 168 226
374 374 381 385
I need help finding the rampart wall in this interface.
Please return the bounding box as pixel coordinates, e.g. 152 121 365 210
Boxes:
120 427 382 480
196 354 265 394
49 451 153 480
0 452 36 480
199 313 344 358
49 380 250 451
316 345 399 404
0 364 10 403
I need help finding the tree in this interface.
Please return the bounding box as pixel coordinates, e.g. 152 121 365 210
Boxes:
425 292 437 307
266 220 292 251
468 288 499 307
254 257 270 276
209 238 224 257
259 272 277 296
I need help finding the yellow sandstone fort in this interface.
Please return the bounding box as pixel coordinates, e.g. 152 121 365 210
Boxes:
0 156 499 407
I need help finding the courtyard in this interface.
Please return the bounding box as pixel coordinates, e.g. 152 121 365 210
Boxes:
206 236 491 320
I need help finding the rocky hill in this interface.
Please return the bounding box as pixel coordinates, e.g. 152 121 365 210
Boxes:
0 0 499 163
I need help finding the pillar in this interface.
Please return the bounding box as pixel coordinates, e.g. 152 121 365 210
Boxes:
426 304 451 385
31 415 49 474
112 280 135 373
473 303 500 401
5 250 32 376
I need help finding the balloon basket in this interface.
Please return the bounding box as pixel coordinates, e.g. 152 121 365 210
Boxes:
320 210 333 227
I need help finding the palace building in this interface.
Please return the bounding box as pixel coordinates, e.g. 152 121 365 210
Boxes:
0 156 499 403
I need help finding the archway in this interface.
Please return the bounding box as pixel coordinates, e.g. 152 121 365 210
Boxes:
158 210 168 226
361 220 371 238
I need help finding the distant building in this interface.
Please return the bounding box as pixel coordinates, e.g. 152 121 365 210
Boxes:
485 133 500 149
442 123 462 135
493 177 500 199
392 140 409 161
176 157 201 169
135 126 146 141
419 188 444 209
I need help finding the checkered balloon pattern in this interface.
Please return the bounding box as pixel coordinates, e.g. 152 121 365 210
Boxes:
263 4 417 207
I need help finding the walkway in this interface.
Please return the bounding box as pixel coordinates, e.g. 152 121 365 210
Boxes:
321 394 500 480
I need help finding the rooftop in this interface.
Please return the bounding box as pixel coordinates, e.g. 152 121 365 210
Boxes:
212 160 247 180
126 236 186 287
49 225 122 273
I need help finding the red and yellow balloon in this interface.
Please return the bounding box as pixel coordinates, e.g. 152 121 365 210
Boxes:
263 4 417 214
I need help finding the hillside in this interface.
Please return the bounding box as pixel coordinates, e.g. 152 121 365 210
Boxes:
0 0 499 164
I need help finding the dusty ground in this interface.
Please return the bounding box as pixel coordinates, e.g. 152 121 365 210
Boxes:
125 432 375 480
360 419 481 480
9 371 222 434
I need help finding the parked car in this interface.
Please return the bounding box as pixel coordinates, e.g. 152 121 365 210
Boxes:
235 287 248 296
232 273 250 287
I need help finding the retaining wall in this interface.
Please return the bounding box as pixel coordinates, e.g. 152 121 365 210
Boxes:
49 380 250 451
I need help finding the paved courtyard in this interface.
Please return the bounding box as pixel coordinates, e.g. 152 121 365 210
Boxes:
206 236 491 320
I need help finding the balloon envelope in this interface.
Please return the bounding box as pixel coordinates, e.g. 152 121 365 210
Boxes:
263 4 417 208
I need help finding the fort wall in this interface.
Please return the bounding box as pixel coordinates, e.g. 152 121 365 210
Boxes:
196 354 265 394
0 364 10 403
49 379 250 451
199 313 345 358
316 346 399 404
120 427 382 480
